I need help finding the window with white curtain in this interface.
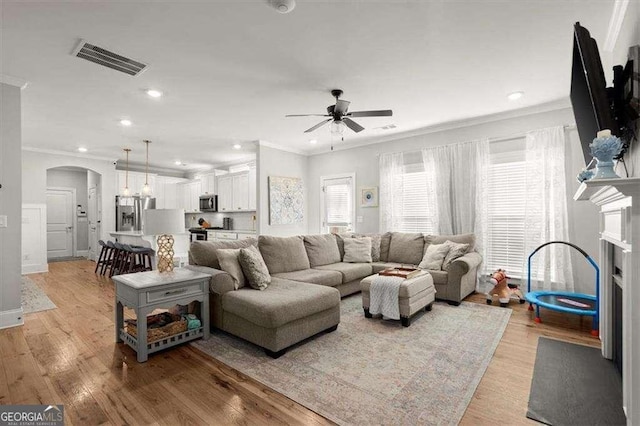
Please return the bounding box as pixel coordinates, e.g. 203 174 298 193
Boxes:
393 163 436 234
485 148 527 276
321 174 354 233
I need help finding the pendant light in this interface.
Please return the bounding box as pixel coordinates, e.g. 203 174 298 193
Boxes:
142 140 152 196
122 148 132 196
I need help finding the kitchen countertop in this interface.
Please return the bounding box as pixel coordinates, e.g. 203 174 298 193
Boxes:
110 231 189 236
205 229 256 234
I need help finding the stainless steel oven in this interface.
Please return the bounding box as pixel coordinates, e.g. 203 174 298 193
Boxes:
199 195 218 212
189 228 208 242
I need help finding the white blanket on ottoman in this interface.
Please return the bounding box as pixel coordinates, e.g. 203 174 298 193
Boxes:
369 275 404 320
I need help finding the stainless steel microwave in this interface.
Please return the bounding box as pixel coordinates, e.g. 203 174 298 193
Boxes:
199 195 218 212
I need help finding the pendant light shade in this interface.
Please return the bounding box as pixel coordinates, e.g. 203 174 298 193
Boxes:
142 140 152 196
123 148 132 196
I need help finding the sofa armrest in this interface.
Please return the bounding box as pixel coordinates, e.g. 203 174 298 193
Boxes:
449 252 483 275
443 252 483 304
183 265 235 295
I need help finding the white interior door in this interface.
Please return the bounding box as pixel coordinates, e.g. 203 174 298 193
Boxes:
88 186 98 261
47 188 74 259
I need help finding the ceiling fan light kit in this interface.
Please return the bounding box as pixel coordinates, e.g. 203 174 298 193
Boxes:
286 89 393 137
269 0 295 14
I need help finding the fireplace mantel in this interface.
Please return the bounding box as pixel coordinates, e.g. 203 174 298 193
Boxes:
574 177 640 425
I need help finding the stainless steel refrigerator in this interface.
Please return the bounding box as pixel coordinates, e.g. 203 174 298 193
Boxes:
115 196 156 232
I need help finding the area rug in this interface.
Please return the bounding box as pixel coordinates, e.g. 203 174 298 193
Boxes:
527 337 625 425
192 295 511 425
22 276 56 314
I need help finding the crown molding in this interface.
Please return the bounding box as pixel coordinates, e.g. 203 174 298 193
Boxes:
0 74 29 90
306 98 573 155
603 0 630 52
22 146 117 162
258 140 308 156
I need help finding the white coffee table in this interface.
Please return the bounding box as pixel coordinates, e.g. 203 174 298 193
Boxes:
113 268 211 362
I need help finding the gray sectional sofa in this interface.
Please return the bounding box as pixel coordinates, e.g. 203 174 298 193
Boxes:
186 232 482 357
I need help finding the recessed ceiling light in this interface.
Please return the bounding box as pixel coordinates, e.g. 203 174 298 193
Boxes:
77 147 88 152
120 119 132 126
309 139 318 145
146 89 163 98
233 144 242 150
507 91 524 101
175 160 182 165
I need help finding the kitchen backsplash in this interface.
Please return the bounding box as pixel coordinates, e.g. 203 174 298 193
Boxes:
185 211 257 231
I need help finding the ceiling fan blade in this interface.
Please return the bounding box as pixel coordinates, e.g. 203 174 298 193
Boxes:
342 117 365 133
347 110 393 117
334 100 350 115
304 119 332 133
286 114 331 117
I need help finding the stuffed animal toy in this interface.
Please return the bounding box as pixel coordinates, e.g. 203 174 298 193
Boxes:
485 269 525 307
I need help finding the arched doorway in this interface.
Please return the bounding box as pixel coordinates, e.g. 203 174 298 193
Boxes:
45 166 102 262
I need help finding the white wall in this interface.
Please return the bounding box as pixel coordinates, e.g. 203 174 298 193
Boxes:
22 150 116 249
47 168 89 251
307 107 600 294
0 82 24 329
257 144 309 236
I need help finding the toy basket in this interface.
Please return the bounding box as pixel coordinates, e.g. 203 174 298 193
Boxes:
126 312 187 343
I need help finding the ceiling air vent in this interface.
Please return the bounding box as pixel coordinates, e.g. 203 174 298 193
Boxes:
72 40 147 76
375 124 397 131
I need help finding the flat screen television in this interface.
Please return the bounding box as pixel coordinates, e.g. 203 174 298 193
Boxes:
570 22 617 166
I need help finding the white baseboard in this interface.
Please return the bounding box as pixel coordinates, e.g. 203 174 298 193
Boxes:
76 250 89 257
0 308 25 329
22 263 48 275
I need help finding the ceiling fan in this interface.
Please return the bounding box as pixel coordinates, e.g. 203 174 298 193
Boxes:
286 89 393 134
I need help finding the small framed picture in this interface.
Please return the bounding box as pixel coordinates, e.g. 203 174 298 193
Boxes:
361 187 378 208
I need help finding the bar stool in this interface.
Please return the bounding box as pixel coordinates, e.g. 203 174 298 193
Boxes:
105 241 119 276
110 242 127 277
121 244 154 273
94 240 109 274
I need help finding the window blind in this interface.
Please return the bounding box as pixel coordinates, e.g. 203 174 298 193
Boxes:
393 168 435 234
485 152 527 276
323 176 353 229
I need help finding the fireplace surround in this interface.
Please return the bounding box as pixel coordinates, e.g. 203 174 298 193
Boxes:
575 177 640 425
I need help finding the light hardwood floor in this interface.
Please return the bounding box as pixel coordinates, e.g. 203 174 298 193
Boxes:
1 260 599 425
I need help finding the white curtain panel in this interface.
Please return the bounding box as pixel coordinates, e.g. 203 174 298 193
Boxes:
379 152 405 232
422 139 489 257
523 126 574 292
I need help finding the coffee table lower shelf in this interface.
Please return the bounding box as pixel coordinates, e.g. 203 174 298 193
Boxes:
119 327 204 357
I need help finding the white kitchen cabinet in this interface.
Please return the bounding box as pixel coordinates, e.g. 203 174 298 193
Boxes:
232 173 249 211
116 171 156 197
155 177 166 208
200 173 216 195
217 175 233 212
248 164 257 211
179 180 202 213
156 176 187 209
216 171 255 212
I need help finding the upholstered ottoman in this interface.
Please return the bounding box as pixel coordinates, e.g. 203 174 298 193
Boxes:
360 272 435 327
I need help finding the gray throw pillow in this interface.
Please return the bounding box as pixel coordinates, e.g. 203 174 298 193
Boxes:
217 248 245 290
343 237 372 263
442 241 470 271
238 245 271 290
